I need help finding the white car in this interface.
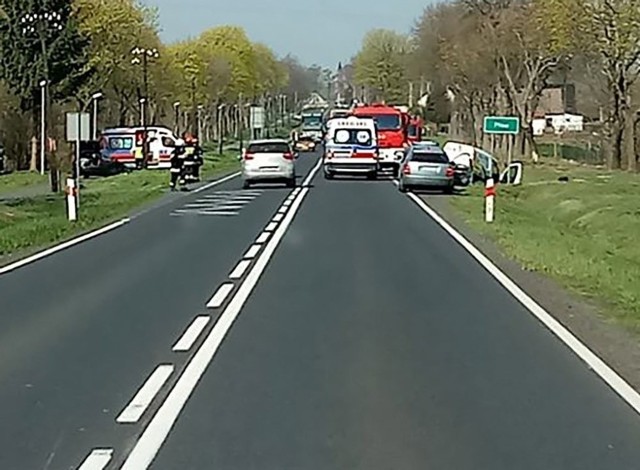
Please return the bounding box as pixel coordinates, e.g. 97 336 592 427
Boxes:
241 139 297 188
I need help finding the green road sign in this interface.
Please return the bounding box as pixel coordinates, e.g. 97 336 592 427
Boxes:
483 116 520 134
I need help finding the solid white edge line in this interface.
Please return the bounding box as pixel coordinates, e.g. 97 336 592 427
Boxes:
77 448 113 470
119 157 322 470
229 259 252 279
265 222 278 232
243 244 262 259
172 316 211 352
255 232 270 244
407 192 640 416
192 171 240 194
206 283 234 308
273 213 284 222
0 218 130 276
116 365 174 423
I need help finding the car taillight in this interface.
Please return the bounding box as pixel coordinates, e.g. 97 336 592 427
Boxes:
326 151 333 159
243 152 254 160
283 152 294 160
402 164 411 175
446 166 454 177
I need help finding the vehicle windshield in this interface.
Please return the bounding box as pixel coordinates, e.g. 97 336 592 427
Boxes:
333 128 373 146
358 114 401 130
247 142 290 153
302 115 323 128
411 150 449 163
108 137 133 150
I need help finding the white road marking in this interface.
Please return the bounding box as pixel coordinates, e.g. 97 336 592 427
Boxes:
120 158 322 470
173 210 239 216
407 192 640 417
243 244 262 259
255 232 270 244
77 448 113 470
283 200 292 207
0 218 130 276
206 283 234 308
273 213 284 222
265 222 278 232
172 316 211 352
277 206 288 214
116 365 174 423
229 259 251 279
192 172 241 194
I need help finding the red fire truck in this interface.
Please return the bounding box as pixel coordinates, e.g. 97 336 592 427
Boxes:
350 103 410 172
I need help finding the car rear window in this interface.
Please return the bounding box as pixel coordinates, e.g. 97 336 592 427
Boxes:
247 142 290 153
411 150 449 163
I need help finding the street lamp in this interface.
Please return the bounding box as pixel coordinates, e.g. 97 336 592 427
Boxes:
173 101 180 135
91 92 103 140
131 47 159 167
39 79 47 175
21 12 64 178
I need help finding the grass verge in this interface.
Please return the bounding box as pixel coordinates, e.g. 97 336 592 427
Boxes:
448 161 640 332
0 151 239 260
0 171 48 195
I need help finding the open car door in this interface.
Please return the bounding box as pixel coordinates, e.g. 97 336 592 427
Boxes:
500 161 523 185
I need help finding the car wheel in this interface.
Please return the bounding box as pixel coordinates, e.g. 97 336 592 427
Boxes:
324 171 333 179
367 171 377 180
243 180 251 189
444 185 454 194
286 177 296 188
398 181 408 193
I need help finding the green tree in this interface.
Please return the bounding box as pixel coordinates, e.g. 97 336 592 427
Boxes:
353 29 410 103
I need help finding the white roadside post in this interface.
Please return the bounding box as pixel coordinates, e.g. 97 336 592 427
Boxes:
66 178 77 221
485 178 495 223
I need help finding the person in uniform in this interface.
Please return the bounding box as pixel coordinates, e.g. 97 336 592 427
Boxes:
169 138 187 191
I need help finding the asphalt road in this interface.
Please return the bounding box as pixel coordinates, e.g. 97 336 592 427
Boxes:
2 150 640 469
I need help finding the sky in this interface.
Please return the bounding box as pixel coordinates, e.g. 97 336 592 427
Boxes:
146 0 433 67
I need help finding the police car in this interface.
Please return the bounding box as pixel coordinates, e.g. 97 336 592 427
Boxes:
323 117 378 179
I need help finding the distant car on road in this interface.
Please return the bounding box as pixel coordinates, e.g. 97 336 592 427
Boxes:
294 136 316 152
241 139 297 189
398 142 454 193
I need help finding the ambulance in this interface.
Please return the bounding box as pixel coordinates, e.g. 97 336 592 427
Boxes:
323 117 379 179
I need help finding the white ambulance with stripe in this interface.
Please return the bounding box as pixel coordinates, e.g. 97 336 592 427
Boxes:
323 117 379 179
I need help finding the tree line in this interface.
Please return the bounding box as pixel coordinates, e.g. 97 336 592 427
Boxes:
0 0 326 172
351 0 640 171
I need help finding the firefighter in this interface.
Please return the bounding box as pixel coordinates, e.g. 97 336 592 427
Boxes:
182 132 198 183
189 135 203 182
169 138 187 191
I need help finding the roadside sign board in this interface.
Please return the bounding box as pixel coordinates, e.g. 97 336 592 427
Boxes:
250 106 265 129
483 116 520 134
65 112 91 141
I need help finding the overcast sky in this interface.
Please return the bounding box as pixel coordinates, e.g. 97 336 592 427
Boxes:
146 0 433 67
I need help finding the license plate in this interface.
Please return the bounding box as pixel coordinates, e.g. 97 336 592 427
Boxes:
260 167 278 172
419 166 438 173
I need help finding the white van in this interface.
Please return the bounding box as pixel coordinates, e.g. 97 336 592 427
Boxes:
323 117 378 179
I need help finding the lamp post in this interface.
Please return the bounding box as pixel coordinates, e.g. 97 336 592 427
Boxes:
131 47 159 167
173 101 180 135
39 80 47 175
91 92 103 140
20 11 63 179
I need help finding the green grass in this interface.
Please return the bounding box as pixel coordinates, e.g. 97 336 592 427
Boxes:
0 171 48 195
449 162 640 331
0 151 239 259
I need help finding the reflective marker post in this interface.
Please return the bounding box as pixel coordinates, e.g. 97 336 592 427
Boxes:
485 178 495 223
66 178 77 221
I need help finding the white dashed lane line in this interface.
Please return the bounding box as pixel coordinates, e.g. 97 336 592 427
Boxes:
77 449 113 470
273 213 284 222
206 283 234 308
172 316 211 352
116 365 174 424
229 259 252 279
243 244 262 259
255 232 270 244
265 222 278 232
